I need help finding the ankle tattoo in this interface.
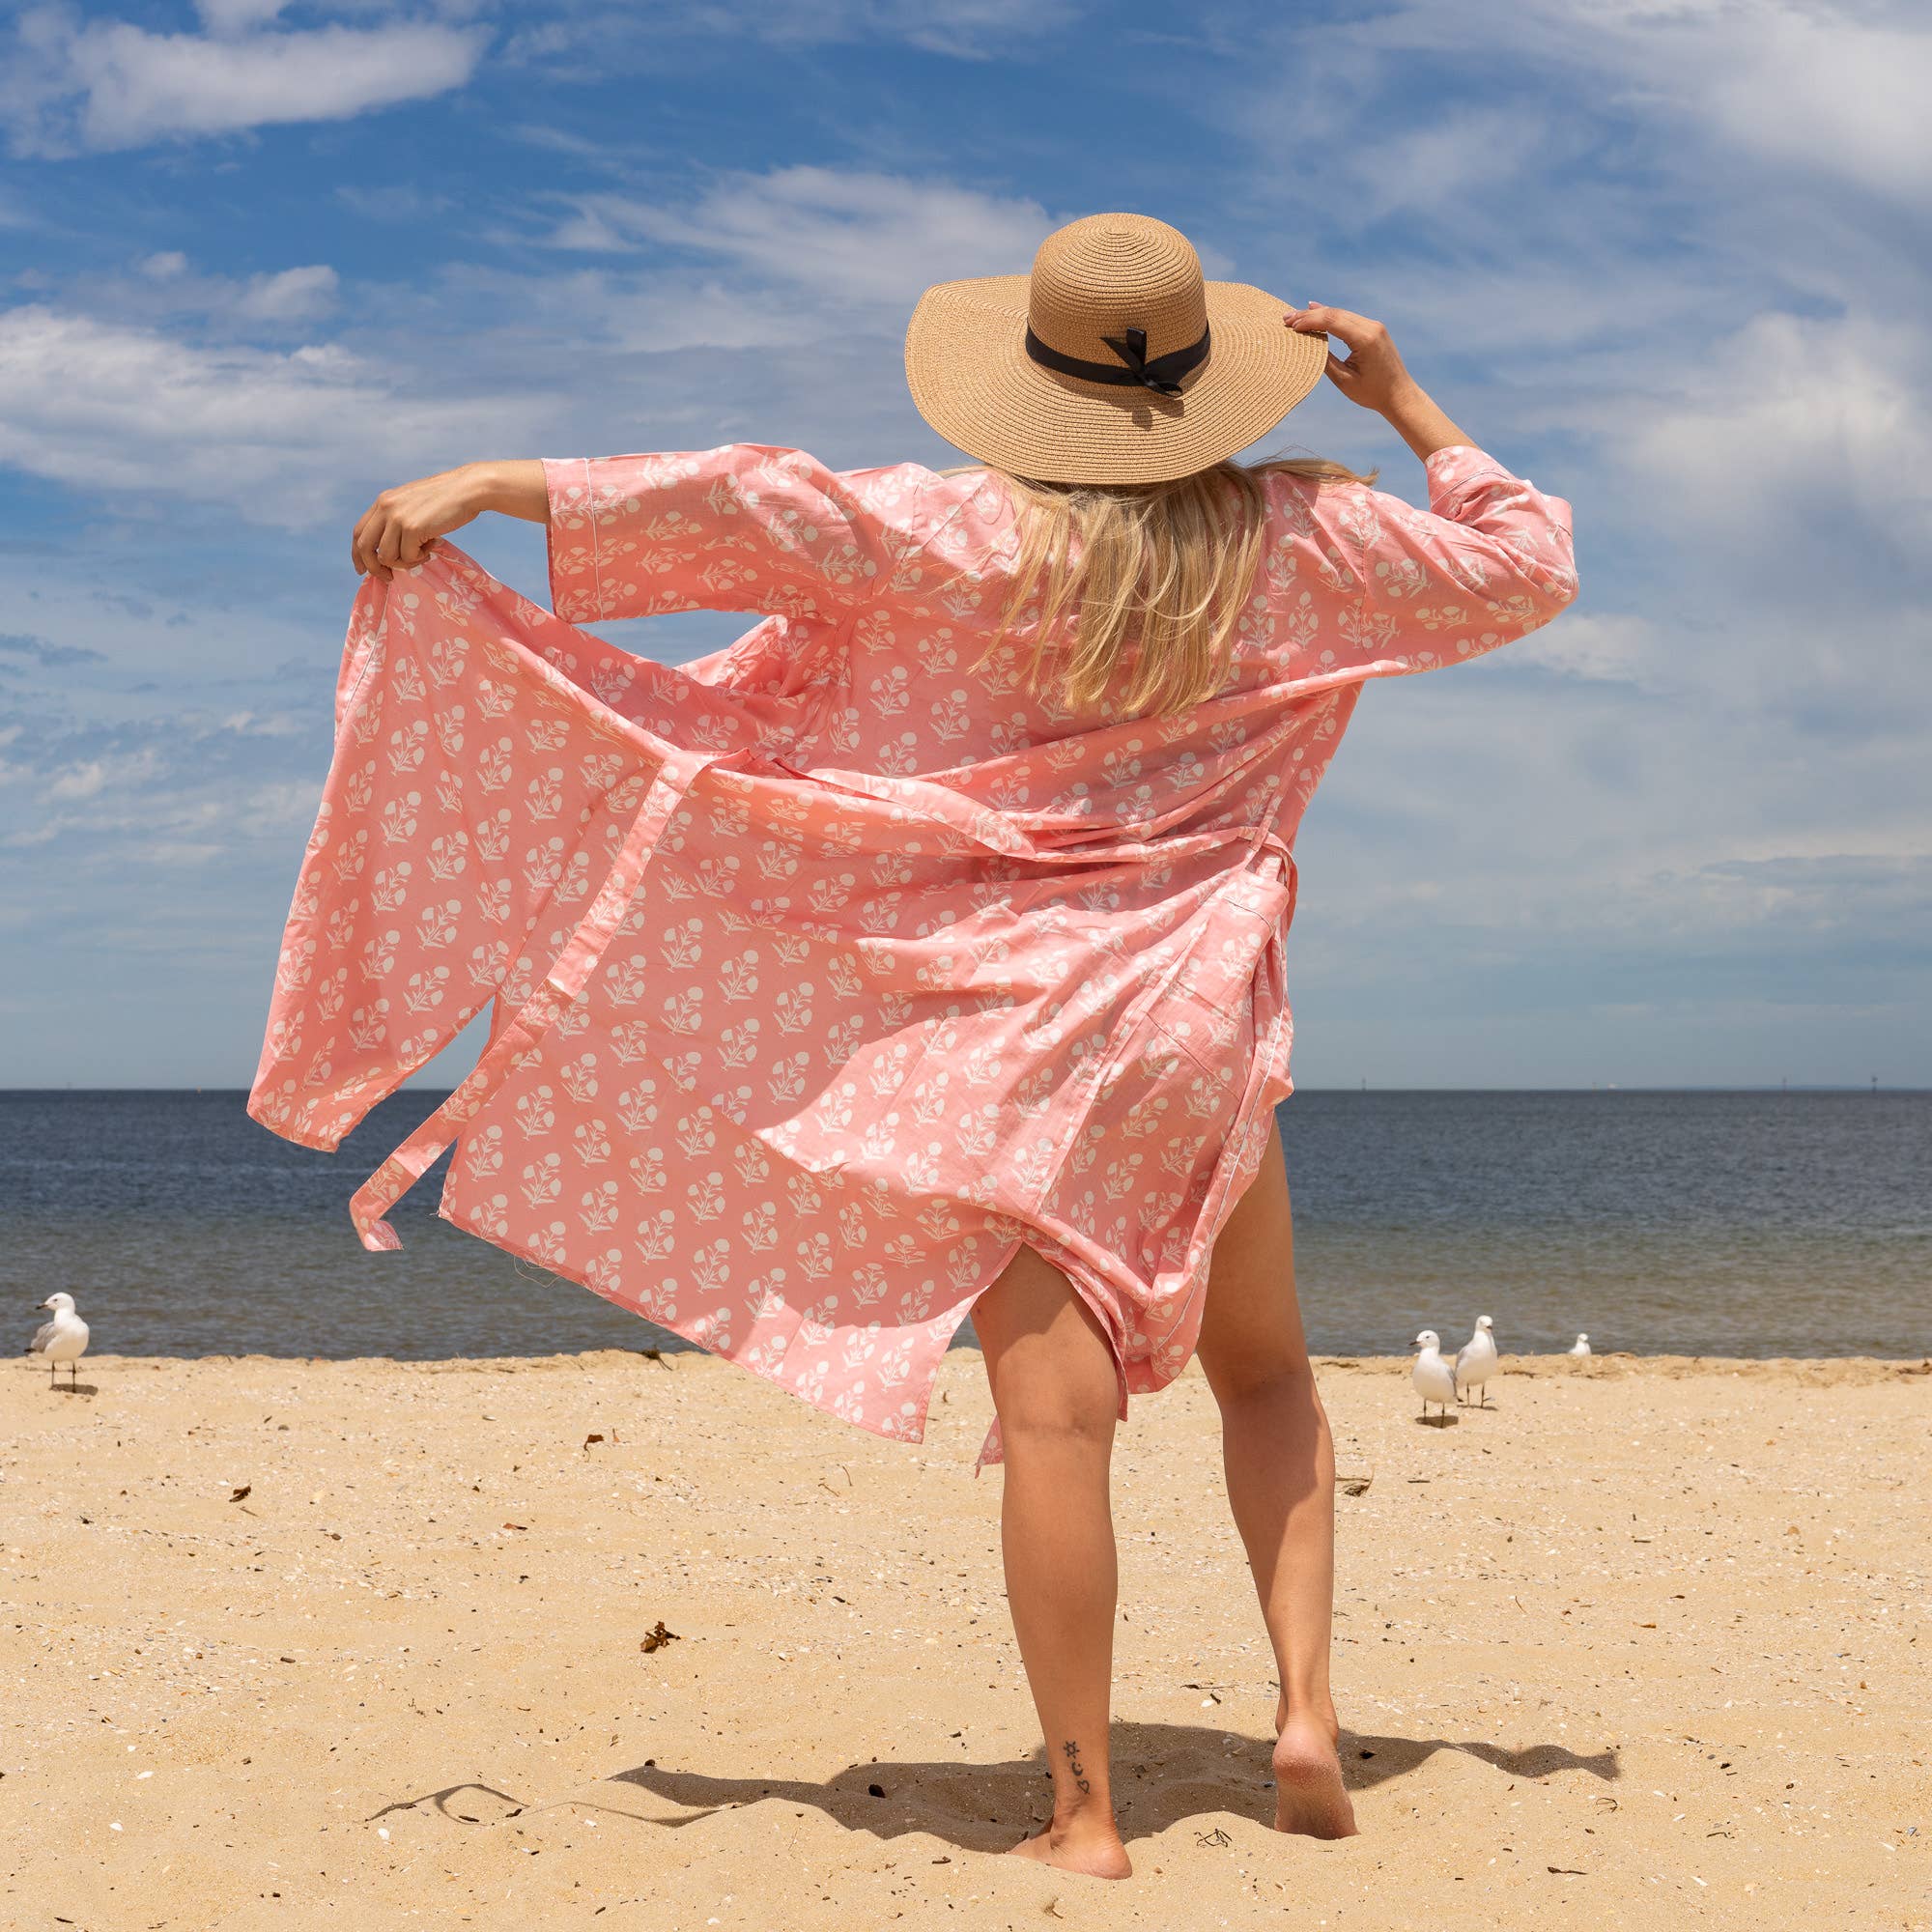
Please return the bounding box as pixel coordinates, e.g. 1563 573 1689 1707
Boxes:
1060 1738 1092 1796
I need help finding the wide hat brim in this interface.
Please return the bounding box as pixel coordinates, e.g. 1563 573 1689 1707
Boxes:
905 273 1328 486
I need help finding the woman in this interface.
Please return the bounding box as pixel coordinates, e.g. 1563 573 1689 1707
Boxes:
260 213 1577 1881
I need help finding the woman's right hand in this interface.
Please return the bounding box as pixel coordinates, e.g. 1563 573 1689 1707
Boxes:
1284 304 1474 460
351 464 487 582
1283 303 1420 417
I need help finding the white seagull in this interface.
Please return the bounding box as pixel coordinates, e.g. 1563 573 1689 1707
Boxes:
1568 1333 1592 1358
27 1293 89 1388
1412 1330 1458 1420
1455 1315 1498 1407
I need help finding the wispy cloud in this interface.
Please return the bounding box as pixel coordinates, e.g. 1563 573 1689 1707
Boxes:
0 0 1086 161
497 0 1083 66
0 304 548 526
1242 0 1932 210
110 253 344 330
0 630 108 668
1577 0 1932 208
1505 611 1671 694
3 7 488 156
234 264 340 323
540 166 1058 307
1591 308 1932 563
0 169 1061 525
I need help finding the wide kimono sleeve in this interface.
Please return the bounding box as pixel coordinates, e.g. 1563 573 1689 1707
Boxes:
245 566 656 1153
1311 443 1579 679
542 442 943 627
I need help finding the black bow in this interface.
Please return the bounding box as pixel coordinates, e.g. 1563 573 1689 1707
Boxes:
1101 326 1190 396
1023 321 1211 398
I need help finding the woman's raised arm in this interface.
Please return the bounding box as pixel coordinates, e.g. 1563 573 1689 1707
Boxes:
1280 300 1578 675
350 459 547 581
349 446 932 626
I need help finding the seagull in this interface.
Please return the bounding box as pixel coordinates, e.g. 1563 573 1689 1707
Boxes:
27 1293 89 1388
1412 1330 1458 1420
1456 1315 1498 1407
1568 1333 1592 1358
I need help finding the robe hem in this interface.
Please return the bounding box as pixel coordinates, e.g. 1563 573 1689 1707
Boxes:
436 1196 968 1452
244 1089 347 1153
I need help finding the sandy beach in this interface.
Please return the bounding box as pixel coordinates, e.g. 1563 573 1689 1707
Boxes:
4 1348 1925 1930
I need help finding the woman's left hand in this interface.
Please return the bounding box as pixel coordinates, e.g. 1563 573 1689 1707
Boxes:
351 465 486 581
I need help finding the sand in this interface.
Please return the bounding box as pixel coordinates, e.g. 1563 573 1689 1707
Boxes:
4 1348 1926 1930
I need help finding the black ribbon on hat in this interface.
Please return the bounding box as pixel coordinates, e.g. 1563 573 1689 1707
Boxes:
1023 322 1210 398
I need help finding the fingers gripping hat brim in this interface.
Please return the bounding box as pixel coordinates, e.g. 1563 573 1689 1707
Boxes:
904 274 1330 486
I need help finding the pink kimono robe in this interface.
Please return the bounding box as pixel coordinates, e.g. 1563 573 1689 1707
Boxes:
247 440 1577 1466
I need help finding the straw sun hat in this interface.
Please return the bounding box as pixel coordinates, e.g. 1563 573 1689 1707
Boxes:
904 212 1327 487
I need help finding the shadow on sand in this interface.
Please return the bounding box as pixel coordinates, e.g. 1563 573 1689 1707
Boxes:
587 1720 1620 1851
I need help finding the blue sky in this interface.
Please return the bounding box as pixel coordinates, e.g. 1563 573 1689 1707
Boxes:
2 0 1926 1089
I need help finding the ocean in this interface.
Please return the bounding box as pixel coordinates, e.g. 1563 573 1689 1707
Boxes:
4 1089 1925 1362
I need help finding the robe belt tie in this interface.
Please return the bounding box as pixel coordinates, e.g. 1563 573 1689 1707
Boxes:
1247 823 1295 892
1251 825 1293 869
347 766 1294 1250
348 746 717 1252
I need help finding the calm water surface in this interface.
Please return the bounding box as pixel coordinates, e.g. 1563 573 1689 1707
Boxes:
3 1089 1925 1360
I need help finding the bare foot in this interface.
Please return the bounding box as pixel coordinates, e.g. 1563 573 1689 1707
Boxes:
1272 1714 1359 1839
1008 1815 1133 1879
1276 1694 1341 1752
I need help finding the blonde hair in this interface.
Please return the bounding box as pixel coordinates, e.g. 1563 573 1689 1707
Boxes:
941 451 1380 717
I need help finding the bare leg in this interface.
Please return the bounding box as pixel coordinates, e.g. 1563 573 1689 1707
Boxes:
1194 1114 1358 1839
973 1242 1131 1880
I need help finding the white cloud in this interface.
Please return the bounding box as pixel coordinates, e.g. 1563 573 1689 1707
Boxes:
0 167 1063 529
1509 610 1673 692
213 709 305 737
99 254 344 333
45 758 107 801
4 8 487 156
759 0 1081 60
544 166 1057 309
1674 2 1932 206
1342 103 1575 224
1307 0 1932 208
1592 308 1932 559
196 0 292 34
0 304 542 526
497 0 1080 66
235 264 339 323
